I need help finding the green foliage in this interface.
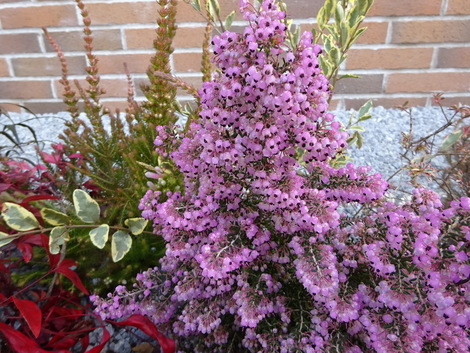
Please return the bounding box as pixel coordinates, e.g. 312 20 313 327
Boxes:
313 0 374 98
72 189 100 224
125 217 149 235
40 208 70 226
1 202 40 231
89 224 109 249
40 0 187 291
0 189 151 263
330 99 373 168
111 230 132 262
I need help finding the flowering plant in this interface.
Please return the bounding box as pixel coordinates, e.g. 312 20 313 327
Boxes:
92 1 469 352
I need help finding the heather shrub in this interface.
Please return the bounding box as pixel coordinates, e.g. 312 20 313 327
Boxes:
38 0 187 292
91 1 470 352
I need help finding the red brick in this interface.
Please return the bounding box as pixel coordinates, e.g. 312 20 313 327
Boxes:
44 29 123 52
0 59 10 77
21 101 70 115
437 47 470 68
446 0 470 15
176 0 241 23
386 73 470 93
392 20 470 44
125 26 206 50
173 52 203 73
334 74 384 95
300 21 388 45
0 103 22 113
174 27 207 48
125 28 157 50
86 2 159 25
355 22 389 44
0 5 78 29
0 80 53 99
346 48 433 70
368 0 441 16
12 56 87 77
0 33 41 54
327 98 340 110
54 78 129 99
343 97 427 110
283 0 323 19
97 54 153 75
430 95 470 107
100 100 134 114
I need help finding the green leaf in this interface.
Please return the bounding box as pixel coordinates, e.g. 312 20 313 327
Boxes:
349 125 365 132
111 231 132 262
72 189 100 224
357 99 373 120
49 226 69 255
339 74 360 80
191 0 201 12
357 132 364 149
351 27 367 43
0 231 15 248
334 2 345 24
340 21 349 47
40 208 70 226
317 0 334 30
357 114 372 122
224 10 235 30
89 224 109 249
329 46 341 65
348 4 360 29
125 217 148 235
440 129 463 151
208 0 220 19
2 203 40 231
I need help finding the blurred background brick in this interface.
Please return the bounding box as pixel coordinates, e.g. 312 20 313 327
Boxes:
0 0 469 112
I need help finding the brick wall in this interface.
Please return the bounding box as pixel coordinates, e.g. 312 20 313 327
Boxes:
0 0 469 113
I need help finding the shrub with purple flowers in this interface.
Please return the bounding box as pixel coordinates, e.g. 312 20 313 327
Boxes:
92 1 470 352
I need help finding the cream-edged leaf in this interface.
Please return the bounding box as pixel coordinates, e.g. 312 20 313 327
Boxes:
49 226 70 255
124 218 148 235
2 202 40 231
41 208 70 226
0 231 15 248
111 231 132 262
73 189 100 224
89 224 109 249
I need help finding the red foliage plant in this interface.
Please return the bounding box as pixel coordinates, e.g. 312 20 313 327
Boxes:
0 157 175 353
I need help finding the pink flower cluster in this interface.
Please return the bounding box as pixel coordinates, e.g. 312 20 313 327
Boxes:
92 1 469 352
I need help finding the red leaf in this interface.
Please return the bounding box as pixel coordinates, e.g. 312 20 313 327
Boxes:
17 233 47 262
48 335 78 350
85 326 110 353
110 314 176 353
0 183 12 192
68 153 84 159
53 262 89 295
17 241 34 263
41 152 59 164
0 322 49 353
83 180 100 192
12 297 42 338
80 335 90 352
22 195 60 203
